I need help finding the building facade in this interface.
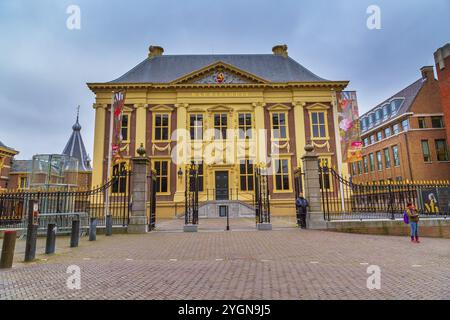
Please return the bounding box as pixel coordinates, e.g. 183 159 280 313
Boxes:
88 45 348 218
0 141 18 190
351 66 450 183
434 44 450 145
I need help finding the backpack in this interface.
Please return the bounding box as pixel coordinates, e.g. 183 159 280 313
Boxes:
403 211 409 224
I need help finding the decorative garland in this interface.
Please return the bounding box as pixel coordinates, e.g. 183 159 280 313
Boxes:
312 141 330 152
271 141 290 153
152 143 171 155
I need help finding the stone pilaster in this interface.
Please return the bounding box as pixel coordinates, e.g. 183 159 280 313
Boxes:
134 103 147 156
127 156 149 234
302 145 326 229
92 103 106 187
174 103 188 203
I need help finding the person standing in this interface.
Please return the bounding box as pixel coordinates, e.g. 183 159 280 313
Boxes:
295 193 309 229
406 202 420 243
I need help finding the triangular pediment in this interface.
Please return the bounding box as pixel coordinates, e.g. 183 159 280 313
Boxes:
172 61 268 85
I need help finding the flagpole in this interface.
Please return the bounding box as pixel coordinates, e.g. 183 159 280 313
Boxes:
105 91 115 221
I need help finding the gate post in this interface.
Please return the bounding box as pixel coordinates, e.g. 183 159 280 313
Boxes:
128 146 149 234
301 143 325 229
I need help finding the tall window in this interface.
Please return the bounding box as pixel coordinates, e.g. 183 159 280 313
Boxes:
363 138 369 147
431 116 444 128
421 140 431 162
274 159 290 191
121 114 129 141
435 139 449 161
154 113 170 141
369 153 375 172
189 114 203 140
239 159 254 191
418 117 426 129
384 148 391 168
214 113 228 139
392 145 400 166
376 151 382 171
363 156 368 173
384 127 391 138
393 124 400 135
310 111 327 139
357 161 362 175
272 112 288 139
401 119 409 131
153 160 169 193
238 113 252 139
112 162 127 194
19 176 28 189
377 131 383 142
370 135 376 144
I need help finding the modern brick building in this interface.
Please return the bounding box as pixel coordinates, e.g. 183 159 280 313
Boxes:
351 66 450 183
434 44 450 145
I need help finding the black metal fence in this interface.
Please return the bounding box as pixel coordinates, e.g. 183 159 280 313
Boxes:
254 167 270 224
320 166 450 221
147 170 157 230
0 171 131 230
185 163 199 225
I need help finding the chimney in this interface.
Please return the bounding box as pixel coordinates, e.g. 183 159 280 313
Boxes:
148 45 164 58
272 44 288 57
434 43 450 70
420 66 434 81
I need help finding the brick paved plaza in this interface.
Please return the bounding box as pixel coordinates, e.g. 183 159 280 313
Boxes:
1 218 449 300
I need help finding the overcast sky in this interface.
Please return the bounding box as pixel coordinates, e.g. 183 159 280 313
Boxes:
0 0 448 159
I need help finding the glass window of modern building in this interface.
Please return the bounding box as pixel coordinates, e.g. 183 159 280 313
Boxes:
421 140 431 162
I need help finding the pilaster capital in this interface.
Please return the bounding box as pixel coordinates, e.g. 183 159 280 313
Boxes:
252 102 266 109
93 103 107 110
293 100 307 108
134 103 147 109
175 103 189 109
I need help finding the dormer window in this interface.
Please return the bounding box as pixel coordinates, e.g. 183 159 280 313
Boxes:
390 99 403 114
382 104 390 118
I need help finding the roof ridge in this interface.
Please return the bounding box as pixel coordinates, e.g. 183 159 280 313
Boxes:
360 78 424 117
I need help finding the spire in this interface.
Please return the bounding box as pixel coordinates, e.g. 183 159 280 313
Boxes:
62 106 92 172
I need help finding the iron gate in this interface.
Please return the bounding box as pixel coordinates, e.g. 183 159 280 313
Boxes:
147 169 157 230
254 167 270 224
185 163 199 225
294 167 304 199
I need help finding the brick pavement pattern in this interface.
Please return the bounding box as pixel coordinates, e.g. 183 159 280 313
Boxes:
1 218 449 300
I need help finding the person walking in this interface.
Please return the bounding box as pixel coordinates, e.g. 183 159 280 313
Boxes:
295 193 309 229
406 202 420 243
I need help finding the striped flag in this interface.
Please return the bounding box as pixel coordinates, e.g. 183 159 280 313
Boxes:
111 91 126 161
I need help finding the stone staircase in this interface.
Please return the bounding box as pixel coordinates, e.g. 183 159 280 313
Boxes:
198 200 255 218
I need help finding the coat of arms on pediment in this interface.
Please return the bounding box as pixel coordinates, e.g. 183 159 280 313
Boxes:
172 62 268 85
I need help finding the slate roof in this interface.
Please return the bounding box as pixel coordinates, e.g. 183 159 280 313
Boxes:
11 160 32 173
62 115 92 172
109 54 330 83
360 78 425 132
0 140 17 153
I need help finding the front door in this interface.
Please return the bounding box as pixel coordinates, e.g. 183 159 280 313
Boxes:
215 171 229 200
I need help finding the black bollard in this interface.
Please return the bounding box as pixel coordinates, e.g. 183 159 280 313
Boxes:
45 223 57 254
105 215 113 236
70 220 80 248
0 231 17 269
24 224 38 262
89 218 97 241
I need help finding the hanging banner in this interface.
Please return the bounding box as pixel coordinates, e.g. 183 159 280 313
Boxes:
111 91 126 162
337 91 362 163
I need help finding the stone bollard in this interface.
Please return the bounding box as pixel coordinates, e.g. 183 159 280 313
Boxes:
24 224 38 262
0 231 17 269
89 218 97 241
105 215 113 236
70 220 80 248
45 223 57 254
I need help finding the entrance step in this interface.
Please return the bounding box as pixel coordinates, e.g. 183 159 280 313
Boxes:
198 200 255 218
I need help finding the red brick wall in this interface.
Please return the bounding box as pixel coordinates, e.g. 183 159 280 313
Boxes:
435 55 450 144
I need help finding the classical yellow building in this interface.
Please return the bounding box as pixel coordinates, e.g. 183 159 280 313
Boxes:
88 44 348 218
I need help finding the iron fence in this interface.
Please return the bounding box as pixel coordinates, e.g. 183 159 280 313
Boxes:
0 171 131 231
320 166 450 221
